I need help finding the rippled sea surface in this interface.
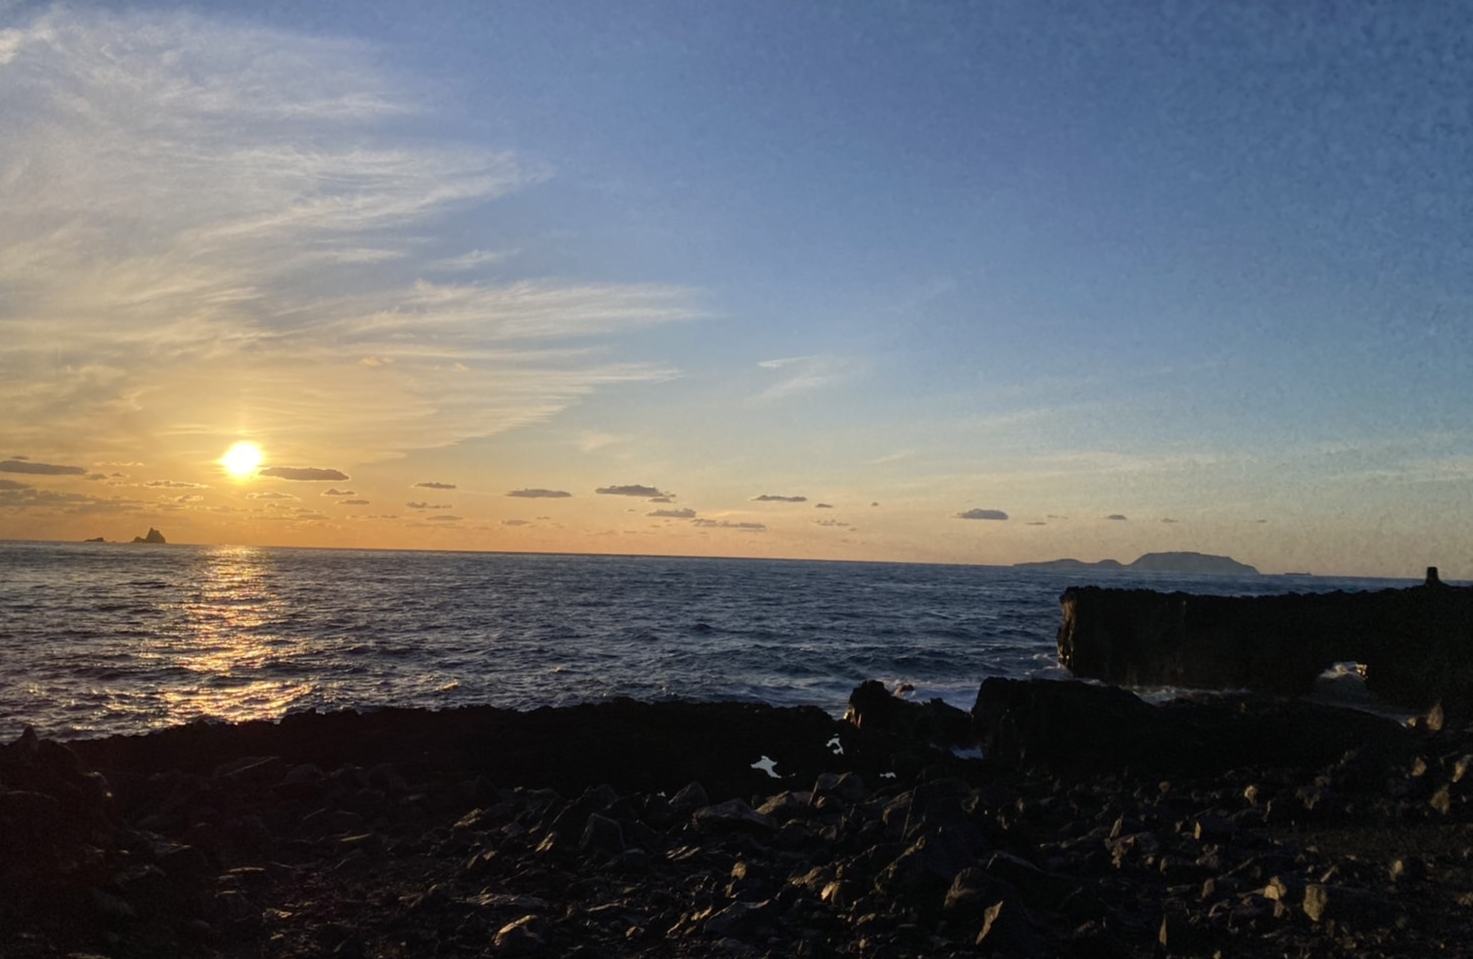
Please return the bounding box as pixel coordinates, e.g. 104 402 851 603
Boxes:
0 541 1417 739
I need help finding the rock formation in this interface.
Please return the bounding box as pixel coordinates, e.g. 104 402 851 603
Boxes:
1057 581 1473 709
130 527 167 544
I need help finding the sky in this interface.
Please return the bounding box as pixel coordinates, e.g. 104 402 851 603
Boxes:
1 0 1471 578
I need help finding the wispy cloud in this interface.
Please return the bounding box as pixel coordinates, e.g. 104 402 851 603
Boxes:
143 480 209 489
692 519 766 532
0 6 702 466
752 355 861 403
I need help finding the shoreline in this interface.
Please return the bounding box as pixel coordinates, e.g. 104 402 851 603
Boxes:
6 681 1473 957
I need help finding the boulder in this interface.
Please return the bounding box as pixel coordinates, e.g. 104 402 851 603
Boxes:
972 678 1195 774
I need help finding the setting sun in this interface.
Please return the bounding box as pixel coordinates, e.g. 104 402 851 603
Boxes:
220 441 263 479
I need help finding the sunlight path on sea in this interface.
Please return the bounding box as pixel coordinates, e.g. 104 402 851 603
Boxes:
154 546 317 728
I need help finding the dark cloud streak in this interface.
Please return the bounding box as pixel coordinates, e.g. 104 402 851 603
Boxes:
261 466 350 482
955 508 1008 521
596 484 668 498
0 459 85 476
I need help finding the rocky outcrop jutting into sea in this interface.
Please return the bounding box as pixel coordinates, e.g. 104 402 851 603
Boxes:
1057 575 1473 710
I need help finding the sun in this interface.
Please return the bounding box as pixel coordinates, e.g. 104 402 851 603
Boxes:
220 441 264 479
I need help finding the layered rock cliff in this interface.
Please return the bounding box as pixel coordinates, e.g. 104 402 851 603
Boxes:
1057 578 1473 710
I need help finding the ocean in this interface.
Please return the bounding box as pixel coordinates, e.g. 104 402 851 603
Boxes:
0 540 1420 740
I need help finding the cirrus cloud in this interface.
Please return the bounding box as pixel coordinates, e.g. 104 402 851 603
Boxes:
0 6 702 472
692 519 766 532
752 355 861 403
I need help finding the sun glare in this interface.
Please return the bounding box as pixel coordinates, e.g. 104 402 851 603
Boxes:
220 441 264 479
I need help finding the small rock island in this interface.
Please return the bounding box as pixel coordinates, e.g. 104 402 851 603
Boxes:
1014 550 1260 576
130 527 167 544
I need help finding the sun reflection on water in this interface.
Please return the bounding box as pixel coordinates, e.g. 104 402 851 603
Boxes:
158 545 315 725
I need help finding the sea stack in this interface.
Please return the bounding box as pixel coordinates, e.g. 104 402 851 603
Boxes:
131 528 166 544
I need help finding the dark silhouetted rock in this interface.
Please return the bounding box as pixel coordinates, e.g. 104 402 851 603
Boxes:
841 680 975 779
131 527 167 544
972 678 1190 774
972 677 1413 778
1056 582 1473 709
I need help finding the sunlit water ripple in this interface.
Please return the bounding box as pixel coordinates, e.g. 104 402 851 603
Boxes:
0 541 1416 739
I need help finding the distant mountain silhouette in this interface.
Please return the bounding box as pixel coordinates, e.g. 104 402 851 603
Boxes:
1015 551 1259 576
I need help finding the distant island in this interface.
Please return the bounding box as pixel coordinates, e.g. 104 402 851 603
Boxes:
1014 551 1260 576
130 528 167 544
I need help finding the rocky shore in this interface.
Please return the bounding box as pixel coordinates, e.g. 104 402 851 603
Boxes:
6 681 1473 958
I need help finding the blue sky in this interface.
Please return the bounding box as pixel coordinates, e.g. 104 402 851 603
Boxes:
1 0 1470 577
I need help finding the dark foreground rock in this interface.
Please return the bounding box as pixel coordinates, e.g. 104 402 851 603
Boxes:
7 684 1473 958
1057 579 1473 709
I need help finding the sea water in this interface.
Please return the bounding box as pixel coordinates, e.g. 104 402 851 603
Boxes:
0 540 1418 740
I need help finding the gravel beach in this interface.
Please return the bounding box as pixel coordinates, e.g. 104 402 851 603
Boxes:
5 680 1473 958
